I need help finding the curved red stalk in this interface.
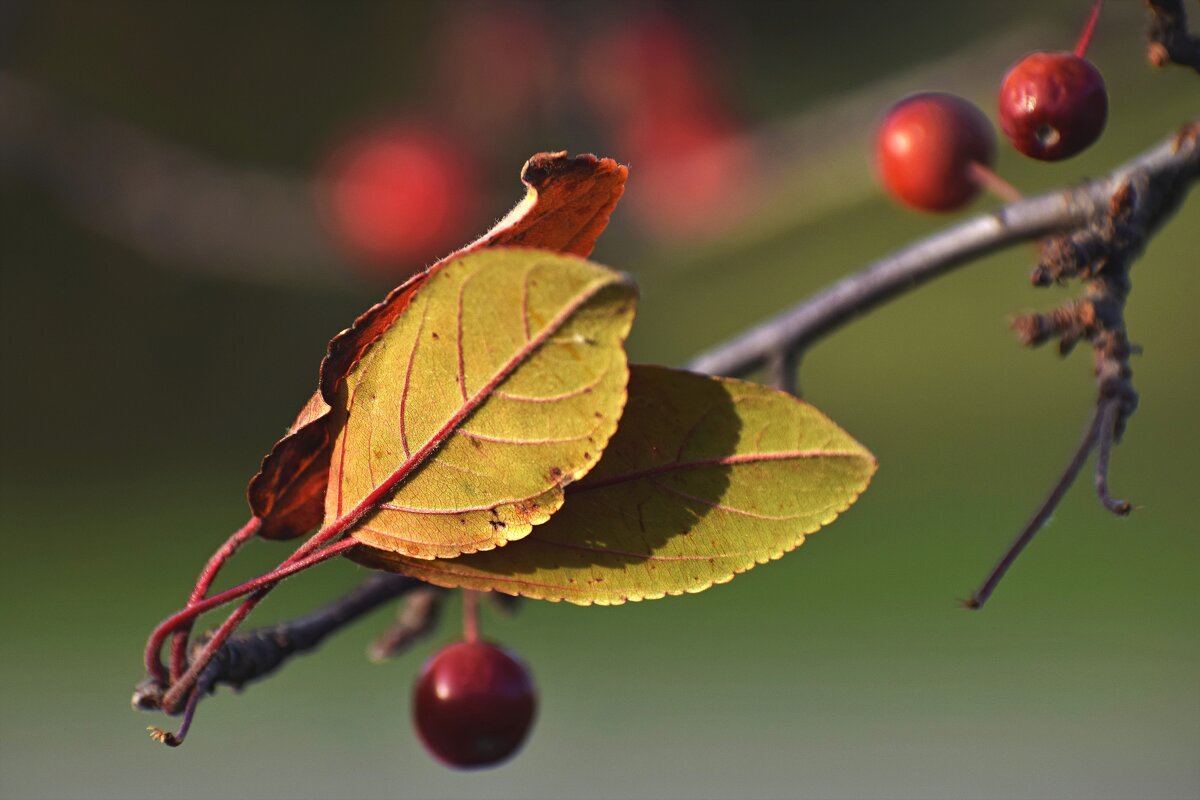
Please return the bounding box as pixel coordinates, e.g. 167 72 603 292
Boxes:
1075 0 1104 58
144 535 356 685
967 161 1023 204
158 537 358 711
169 517 261 682
144 457 417 686
147 671 206 747
462 590 479 644
146 293 565 706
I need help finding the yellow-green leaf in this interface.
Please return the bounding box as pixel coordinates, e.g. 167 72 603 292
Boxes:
249 152 628 541
326 248 637 560
351 365 877 604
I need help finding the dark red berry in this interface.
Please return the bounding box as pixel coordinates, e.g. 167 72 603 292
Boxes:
875 92 996 212
998 51 1107 161
413 641 536 769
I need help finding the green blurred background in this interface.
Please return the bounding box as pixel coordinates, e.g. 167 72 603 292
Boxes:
1 2 1197 798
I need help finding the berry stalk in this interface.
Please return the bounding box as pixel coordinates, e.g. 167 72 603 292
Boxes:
462 590 480 644
966 161 1023 203
1075 0 1104 58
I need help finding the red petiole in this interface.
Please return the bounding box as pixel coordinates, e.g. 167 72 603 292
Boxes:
144 424 454 713
158 537 359 712
168 517 261 683
143 535 357 691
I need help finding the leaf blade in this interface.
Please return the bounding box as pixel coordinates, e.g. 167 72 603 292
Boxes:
328 249 637 560
249 152 628 540
351 365 876 603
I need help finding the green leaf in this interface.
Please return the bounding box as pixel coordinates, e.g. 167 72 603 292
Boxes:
351 365 877 604
249 152 629 540
326 248 637 560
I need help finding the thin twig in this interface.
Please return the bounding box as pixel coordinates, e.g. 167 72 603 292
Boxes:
148 672 206 748
367 586 445 663
964 403 1107 610
1095 397 1133 515
1146 0 1200 72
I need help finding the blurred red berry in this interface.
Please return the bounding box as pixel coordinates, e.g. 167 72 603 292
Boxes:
413 640 536 769
318 121 476 278
876 92 997 212
579 13 717 125
620 108 756 238
998 52 1107 161
434 5 555 140
578 10 755 238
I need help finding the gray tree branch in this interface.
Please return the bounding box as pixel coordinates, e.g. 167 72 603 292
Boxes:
687 123 1199 380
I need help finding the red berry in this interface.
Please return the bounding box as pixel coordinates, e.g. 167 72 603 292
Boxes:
998 52 1107 161
619 108 756 238
579 13 715 126
434 5 556 137
318 121 476 279
412 641 536 769
875 93 997 212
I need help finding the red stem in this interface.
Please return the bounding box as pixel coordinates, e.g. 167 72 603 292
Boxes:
462 590 479 644
144 463 414 686
169 517 261 682
967 161 1023 204
148 671 206 747
158 537 358 711
147 274 602 701
1074 0 1104 58
143 535 357 685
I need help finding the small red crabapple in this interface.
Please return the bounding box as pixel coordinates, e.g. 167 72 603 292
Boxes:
619 107 756 237
412 640 536 769
875 92 997 212
997 52 1108 161
579 12 715 126
317 121 476 280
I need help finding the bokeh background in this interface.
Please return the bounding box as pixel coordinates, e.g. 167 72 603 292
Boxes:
1 2 1197 798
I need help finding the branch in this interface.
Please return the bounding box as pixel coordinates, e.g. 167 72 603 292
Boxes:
690 123 1197 608
1146 0 1200 72
367 585 447 663
686 124 1200 379
963 399 1109 609
963 129 1197 606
